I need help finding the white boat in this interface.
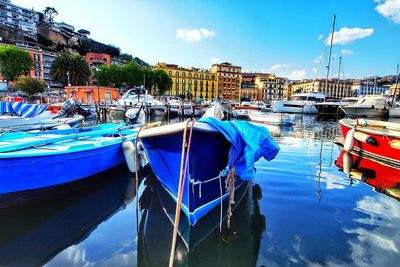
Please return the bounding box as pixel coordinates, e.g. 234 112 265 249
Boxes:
0 101 84 131
340 95 389 117
118 87 165 115
248 112 295 125
389 107 400 118
272 92 325 114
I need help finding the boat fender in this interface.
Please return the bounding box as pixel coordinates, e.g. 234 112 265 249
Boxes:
354 131 374 144
344 128 355 152
389 140 400 150
342 152 352 176
349 170 367 181
122 140 138 173
384 187 400 199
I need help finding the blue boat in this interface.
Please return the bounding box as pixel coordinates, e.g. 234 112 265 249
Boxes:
138 118 279 225
0 124 138 195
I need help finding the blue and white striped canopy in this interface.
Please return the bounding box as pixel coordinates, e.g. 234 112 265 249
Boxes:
0 101 48 118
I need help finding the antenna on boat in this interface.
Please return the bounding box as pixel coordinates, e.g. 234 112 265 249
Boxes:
324 14 336 96
336 56 342 98
390 64 400 107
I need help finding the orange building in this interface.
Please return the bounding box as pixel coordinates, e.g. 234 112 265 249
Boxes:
210 62 242 100
82 52 111 85
64 86 119 104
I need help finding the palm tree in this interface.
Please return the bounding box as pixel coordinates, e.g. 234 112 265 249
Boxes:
51 53 90 86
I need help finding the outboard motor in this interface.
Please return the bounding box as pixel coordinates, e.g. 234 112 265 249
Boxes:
125 105 145 125
61 98 81 116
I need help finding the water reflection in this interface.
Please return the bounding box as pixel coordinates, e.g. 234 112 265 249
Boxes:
335 150 400 201
137 175 265 266
0 166 137 267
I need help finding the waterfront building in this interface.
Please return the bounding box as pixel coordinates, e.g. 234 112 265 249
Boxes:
110 57 129 67
155 62 217 101
351 78 389 97
389 83 400 96
64 85 119 104
210 62 242 100
82 52 111 85
15 41 43 80
255 74 287 103
0 0 39 37
240 73 260 100
290 79 353 98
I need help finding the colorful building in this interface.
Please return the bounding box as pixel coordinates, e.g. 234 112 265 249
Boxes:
290 79 353 98
64 85 119 104
82 52 111 85
210 62 242 100
155 63 217 101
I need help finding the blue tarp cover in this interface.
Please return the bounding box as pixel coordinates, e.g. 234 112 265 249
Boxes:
199 117 280 180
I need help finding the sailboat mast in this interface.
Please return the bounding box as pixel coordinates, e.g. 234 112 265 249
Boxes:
391 64 400 107
336 56 342 98
325 15 336 96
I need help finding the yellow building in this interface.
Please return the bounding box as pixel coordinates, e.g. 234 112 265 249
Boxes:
289 79 353 98
155 63 217 101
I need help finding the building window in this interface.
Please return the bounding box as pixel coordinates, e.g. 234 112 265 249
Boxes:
182 79 186 84
176 78 179 84
194 74 197 78
90 57 94 61
103 58 107 62
188 80 192 84
176 71 179 77
169 70 172 75
206 74 209 79
105 92 111 100
200 74 203 79
188 73 192 78
182 72 186 77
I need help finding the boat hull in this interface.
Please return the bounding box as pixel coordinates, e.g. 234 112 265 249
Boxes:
232 106 261 118
139 122 237 225
272 100 317 114
248 112 295 125
0 143 126 195
340 107 388 117
339 119 400 164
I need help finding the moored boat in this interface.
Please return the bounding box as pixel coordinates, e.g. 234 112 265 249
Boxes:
248 112 295 126
137 118 279 225
340 95 389 118
0 124 138 195
338 118 400 165
272 92 325 114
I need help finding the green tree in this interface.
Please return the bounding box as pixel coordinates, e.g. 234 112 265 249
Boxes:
0 45 33 83
98 64 126 88
51 52 90 86
123 61 143 87
13 76 46 96
153 69 172 95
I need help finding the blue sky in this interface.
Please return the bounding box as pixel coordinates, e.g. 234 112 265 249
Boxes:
13 0 400 79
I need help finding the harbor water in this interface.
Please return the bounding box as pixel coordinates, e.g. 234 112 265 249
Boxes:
1 115 399 266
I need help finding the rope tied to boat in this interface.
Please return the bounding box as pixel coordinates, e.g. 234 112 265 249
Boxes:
226 149 236 229
190 169 227 199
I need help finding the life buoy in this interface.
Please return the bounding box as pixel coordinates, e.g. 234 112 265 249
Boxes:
344 128 355 152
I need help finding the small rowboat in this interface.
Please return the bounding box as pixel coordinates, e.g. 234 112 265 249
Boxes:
0 124 138 195
339 118 400 165
248 112 295 126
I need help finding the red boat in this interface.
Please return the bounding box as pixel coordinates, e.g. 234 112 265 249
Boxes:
335 150 400 200
339 118 400 166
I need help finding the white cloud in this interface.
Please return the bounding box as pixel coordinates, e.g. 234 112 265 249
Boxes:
318 34 324 41
211 57 221 64
176 28 215 43
375 0 400 24
325 27 374 45
341 49 353 55
288 69 306 80
270 64 287 71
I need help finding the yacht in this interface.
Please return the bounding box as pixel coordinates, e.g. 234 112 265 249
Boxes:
117 87 165 116
340 95 389 117
272 92 325 114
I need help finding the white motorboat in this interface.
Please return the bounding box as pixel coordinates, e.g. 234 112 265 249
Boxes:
272 92 325 114
248 112 295 126
340 95 389 118
118 87 165 115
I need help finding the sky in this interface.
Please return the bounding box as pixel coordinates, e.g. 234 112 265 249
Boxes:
12 0 400 80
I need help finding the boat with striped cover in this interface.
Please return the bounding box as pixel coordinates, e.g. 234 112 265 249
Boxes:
0 101 83 131
0 123 138 195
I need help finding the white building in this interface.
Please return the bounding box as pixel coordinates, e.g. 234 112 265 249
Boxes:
351 79 389 96
0 0 39 36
